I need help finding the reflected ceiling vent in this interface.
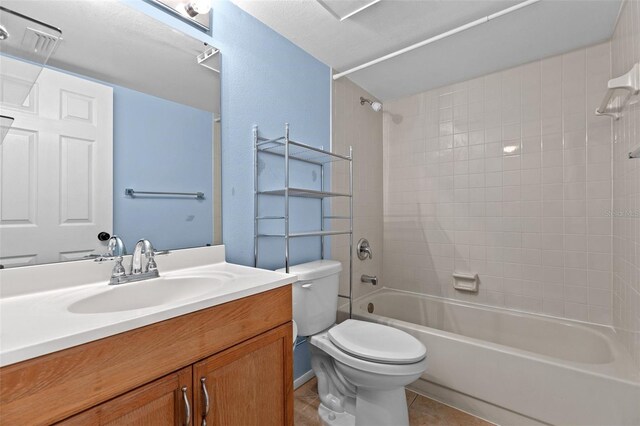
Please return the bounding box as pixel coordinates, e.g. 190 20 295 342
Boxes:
1 115 14 143
316 0 381 21
0 6 62 142
22 27 60 57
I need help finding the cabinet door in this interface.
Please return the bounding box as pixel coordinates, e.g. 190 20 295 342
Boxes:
193 323 293 426
58 367 193 426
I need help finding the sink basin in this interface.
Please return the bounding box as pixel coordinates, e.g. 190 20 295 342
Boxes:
68 276 223 314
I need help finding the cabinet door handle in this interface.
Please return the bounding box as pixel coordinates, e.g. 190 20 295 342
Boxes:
200 377 210 426
182 386 191 425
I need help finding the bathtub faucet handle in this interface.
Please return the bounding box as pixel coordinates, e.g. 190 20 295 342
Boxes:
357 238 373 260
361 274 378 286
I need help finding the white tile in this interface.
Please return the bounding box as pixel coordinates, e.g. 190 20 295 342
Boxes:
382 41 619 330
564 302 589 321
565 285 588 303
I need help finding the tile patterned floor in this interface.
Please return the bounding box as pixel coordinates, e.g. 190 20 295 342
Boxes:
294 378 492 426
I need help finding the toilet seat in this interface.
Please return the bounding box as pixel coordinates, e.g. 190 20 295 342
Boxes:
310 329 427 377
328 320 426 364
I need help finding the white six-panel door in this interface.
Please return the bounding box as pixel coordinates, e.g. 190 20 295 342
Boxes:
0 56 113 267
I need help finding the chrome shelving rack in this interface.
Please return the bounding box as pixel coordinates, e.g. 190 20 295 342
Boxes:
254 123 354 313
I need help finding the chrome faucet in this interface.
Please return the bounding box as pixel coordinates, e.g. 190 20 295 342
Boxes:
95 238 165 285
131 239 157 275
361 274 378 285
107 235 127 257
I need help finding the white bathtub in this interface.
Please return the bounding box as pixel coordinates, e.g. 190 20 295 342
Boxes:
351 288 640 426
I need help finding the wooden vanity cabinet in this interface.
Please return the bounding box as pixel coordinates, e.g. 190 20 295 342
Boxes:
59 322 293 426
193 323 293 426
59 367 193 426
0 286 293 426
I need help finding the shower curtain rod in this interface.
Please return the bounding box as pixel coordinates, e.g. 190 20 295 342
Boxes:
332 0 542 81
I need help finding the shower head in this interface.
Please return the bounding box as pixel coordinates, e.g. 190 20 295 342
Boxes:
360 96 382 112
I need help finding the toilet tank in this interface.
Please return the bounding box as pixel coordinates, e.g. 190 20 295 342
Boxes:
277 260 342 336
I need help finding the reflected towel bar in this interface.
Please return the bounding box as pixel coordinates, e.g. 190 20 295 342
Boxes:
125 188 204 199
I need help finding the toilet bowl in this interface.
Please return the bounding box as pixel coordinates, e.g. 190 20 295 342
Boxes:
279 260 427 426
311 320 427 426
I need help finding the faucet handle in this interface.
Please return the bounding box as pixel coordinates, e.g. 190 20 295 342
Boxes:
94 255 126 281
145 249 169 272
357 238 373 260
112 256 126 278
146 251 158 272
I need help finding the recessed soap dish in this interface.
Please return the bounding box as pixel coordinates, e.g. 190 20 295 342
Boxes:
452 272 479 292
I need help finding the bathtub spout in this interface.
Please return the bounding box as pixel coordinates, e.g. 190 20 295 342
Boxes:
361 275 378 286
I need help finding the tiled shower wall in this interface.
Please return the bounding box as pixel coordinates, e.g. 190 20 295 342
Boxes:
383 42 614 325
611 0 640 371
332 78 383 302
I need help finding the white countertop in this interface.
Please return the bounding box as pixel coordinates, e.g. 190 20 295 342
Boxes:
0 246 295 367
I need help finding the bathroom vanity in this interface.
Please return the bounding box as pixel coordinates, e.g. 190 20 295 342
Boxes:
0 246 295 425
0 2 297 424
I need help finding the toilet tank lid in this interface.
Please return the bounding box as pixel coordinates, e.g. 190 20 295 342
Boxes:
276 260 342 281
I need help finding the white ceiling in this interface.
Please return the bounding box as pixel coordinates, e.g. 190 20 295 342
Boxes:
231 0 623 101
1 0 220 113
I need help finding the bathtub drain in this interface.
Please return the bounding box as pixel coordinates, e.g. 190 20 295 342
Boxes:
367 303 374 313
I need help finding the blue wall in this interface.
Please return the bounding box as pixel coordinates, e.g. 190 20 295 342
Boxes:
128 0 331 382
212 1 331 267
113 86 213 251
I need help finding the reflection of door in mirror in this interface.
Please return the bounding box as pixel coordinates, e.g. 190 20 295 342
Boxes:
0 56 113 268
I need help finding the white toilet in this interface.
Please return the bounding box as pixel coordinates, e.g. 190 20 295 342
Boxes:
281 260 427 426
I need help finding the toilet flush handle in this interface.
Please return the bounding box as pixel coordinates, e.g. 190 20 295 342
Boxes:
300 282 313 289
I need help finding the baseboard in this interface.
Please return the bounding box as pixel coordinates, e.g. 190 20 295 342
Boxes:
294 369 316 390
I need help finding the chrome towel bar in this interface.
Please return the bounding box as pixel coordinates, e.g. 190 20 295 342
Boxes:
125 188 204 199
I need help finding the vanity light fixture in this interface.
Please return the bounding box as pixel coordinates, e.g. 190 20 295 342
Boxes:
150 0 212 31
0 24 9 40
184 0 212 17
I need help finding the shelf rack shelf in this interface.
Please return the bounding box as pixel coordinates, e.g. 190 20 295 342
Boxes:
257 137 351 165
254 123 354 314
258 188 351 198
257 230 352 238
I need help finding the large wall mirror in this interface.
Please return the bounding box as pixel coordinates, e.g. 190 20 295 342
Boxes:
0 1 221 268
